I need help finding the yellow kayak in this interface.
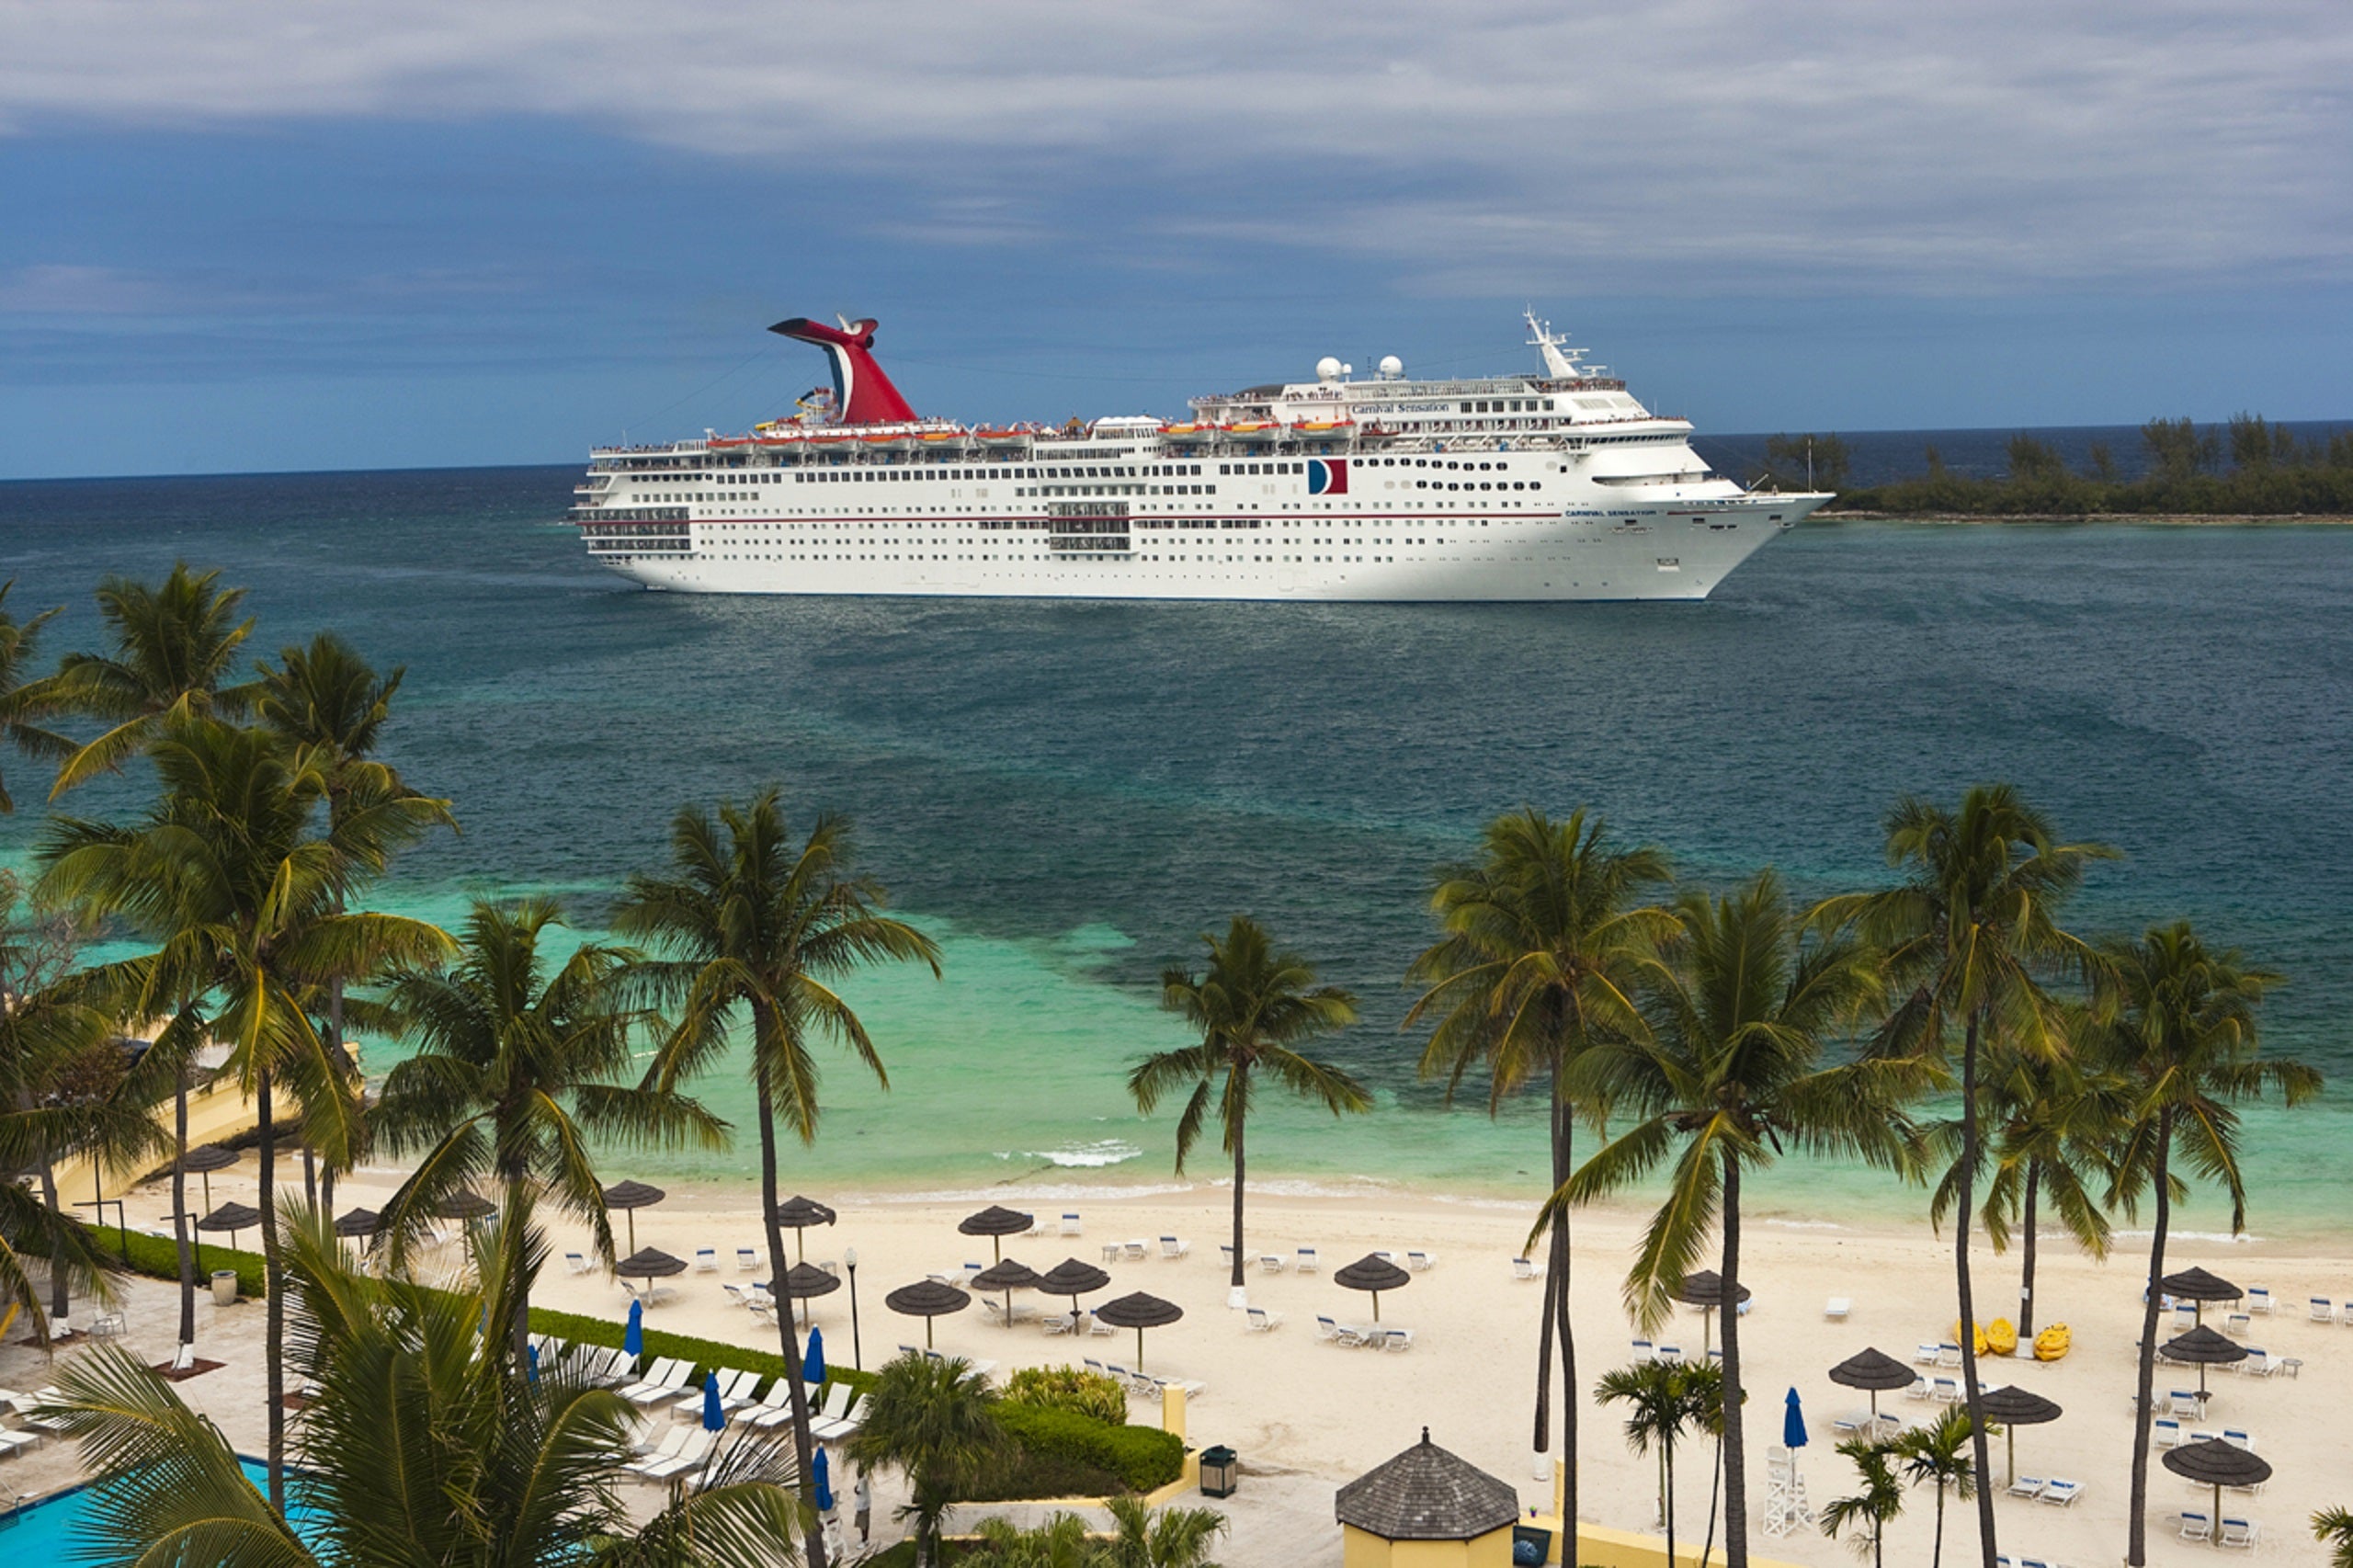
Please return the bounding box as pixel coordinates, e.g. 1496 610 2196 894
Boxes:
2033 1323 2072 1362
1950 1320 1990 1357
1987 1318 2018 1357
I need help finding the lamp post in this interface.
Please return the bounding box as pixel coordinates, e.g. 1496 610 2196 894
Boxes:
845 1247 861 1370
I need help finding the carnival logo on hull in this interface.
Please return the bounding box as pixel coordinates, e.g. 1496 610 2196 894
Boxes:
1307 459 1348 495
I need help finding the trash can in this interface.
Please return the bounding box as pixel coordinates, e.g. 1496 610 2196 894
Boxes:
1199 1445 1237 1498
1511 1523 1552 1565
211 1269 239 1306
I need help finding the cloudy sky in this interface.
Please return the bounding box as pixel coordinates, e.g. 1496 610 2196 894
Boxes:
3 1 2348 476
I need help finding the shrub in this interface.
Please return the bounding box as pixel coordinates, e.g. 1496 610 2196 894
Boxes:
1002 1365 1127 1426
97 1227 268 1299
991 1403 1184 1494
526 1305 877 1399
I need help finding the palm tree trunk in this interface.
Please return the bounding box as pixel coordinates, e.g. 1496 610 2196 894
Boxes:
1954 1012 1995 1568
1229 1102 1246 1291
259 1070 286 1511
756 1071 826 1568
2125 1108 2172 1567
1720 1153 1748 1568
1931 1486 1946 1568
504 1171 531 1368
1551 1074 1577 1540
1531 1245 1558 1461
39 1165 67 1321
174 1076 195 1346
1663 1438 1676 1566
2018 1161 2040 1341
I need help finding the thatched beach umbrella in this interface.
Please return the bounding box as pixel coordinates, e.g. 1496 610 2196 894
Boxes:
884 1278 972 1349
2160 1267 2242 1324
602 1181 667 1255
2162 1324 2249 1401
1335 1254 1413 1324
333 1207 381 1240
972 1258 1043 1331
774 1194 836 1263
178 1144 238 1212
2163 1438 2272 1547
435 1190 495 1223
1672 1269 1753 1355
1092 1290 1182 1370
197 1201 263 1250
616 1246 687 1282
957 1204 1036 1263
1037 1256 1111 1330
774 1261 841 1328
1977 1384 2063 1485
1828 1346 1919 1427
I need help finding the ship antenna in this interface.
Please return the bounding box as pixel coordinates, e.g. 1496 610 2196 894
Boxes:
1525 308 1581 381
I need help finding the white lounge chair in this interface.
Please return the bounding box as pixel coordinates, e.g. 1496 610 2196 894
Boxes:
2039 1479 2082 1506
1381 1328 1415 1352
1314 1315 1359 1346
746 1382 801 1430
2170 1389 2207 1417
1122 1239 1148 1261
2218 1518 2258 1549
722 1284 750 1308
2172 1305 2197 1333
1904 1376 1932 1401
2342 1300 2353 1325
1931 1377 1961 1403
0 1429 37 1458
2152 1419 2182 1448
1160 1235 1190 1260
625 1427 695 1474
564 1252 591 1275
2222 1312 2250 1338
1656 1345 1684 1365
2007 1475 2046 1499
1296 1247 1318 1274
1087 1314 1115 1337
2177 1512 2212 1542
2222 1428 2252 1449
1824 1297 1851 1320
736 1247 758 1271
811 1384 862 1439
620 1358 692 1406
2310 1297 2335 1323
1061 1212 1082 1236
1245 1307 1282 1333
637 1428 716 1483
1937 1342 1962 1368
692 1249 718 1273
1914 1343 1942 1367
1040 1312 1075 1335
1218 1244 1235 1268
1513 1257 1538 1281
1257 1254 1286 1274
1405 1250 1437 1272
1631 1339 1656 1362
2245 1286 2272 1314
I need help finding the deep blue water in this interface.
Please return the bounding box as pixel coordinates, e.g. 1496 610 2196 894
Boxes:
0 460 2347 1230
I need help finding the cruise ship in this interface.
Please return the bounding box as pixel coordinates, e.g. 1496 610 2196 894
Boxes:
569 312 1827 600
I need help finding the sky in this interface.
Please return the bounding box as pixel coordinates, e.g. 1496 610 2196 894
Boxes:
2 1 2349 478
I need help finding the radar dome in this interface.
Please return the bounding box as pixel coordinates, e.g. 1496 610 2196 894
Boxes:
1379 355 1404 379
1315 356 1343 382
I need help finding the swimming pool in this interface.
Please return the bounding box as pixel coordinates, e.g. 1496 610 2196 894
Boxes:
2 1458 277 1554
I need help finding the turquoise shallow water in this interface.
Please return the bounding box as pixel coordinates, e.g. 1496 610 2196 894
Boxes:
1 468 2347 1241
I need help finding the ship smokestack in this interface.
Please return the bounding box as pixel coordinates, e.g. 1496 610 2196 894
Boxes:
768 317 918 425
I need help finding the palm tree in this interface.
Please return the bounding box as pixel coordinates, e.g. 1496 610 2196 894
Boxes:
2095 922 2318 1568
1406 806 1672 1517
847 1352 1002 1568
1131 915 1367 1290
40 563 263 797
1595 1358 1718 1566
1555 869 1911 1567
973 1511 1099 1568
371 899 727 1360
44 1198 805 1568
1892 1407 1976 1568
256 631 418 1212
616 790 939 1568
1821 1436 1904 1567
38 717 452 1508
1099 1494 1229 1568
2314 1506 2353 1568
1819 785 2112 1568
0 581 72 812
1931 1038 2124 1342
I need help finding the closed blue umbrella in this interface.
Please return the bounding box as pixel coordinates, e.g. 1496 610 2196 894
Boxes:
527 1343 540 1383
813 1444 834 1512
803 1325 827 1388
702 1374 724 1431
624 1298 643 1363
1784 1387 1808 1449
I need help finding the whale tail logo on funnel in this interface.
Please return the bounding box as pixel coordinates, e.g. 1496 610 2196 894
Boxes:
767 316 917 426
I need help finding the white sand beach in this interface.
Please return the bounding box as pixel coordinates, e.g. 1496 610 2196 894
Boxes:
77 1163 2339 1568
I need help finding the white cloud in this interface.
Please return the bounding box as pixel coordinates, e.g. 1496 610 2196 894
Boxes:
4 0 2348 291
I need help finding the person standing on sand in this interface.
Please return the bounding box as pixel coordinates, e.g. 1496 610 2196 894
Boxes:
854 1469 872 1545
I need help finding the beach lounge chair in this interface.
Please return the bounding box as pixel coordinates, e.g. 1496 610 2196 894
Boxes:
808 1384 860 1439
1824 1297 1851 1320
692 1249 718 1273
1160 1235 1190 1259
0 1429 36 1458
1937 1342 1963 1368
2040 1479 2082 1506
722 1283 749 1308
1219 1244 1235 1269
1041 1311 1074 1335
2222 1428 2252 1449
1656 1346 1685 1366
1258 1254 1286 1274
1296 1247 1318 1274
736 1247 758 1270
1315 1316 1363 1346
2310 1297 2335 1323
1121 1239 1147 1261
2177 1512 2212 1542
710 1369 764 1414
620 1358 692 1406
2222 1312 2250 1338
2219 1518 2257 1549
2006 1475 2046 1499
1513 1257 1539 1281
1915 1343 1942 1366
2343 1301 2353 1325
1088 1314 1115 1336
626 1427 695 1474
1904 1376 1932 1401
564 1252 591 1275
2245 1286 2272 1314
1105 1362 1137 1389
591 1346 636 1385
2189 1429 2219 1447
1245 1307 1282 1333
2172 1305 2197 1333
1372 1249 1396 1264
1382 1328 1415 1352
745 1383 795 1430
1931 1377 1961 1403
2153 1419 2182 1448
1406 1250 1437 1272
2169 1389 2206 1417
637 1429 716 1483
1631 1339 1655 1362
1061 1212 1082 1236
2239 1351 2273 1377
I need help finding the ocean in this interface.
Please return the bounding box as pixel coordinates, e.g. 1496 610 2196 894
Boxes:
3 438 2348 1242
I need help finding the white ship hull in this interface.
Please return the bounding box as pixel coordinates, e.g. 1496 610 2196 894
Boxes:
572 312 1828 602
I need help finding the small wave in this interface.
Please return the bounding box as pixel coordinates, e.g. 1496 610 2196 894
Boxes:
995 1140 1143 1169
1763 1219 1849 1232
2114 1229 2261 1244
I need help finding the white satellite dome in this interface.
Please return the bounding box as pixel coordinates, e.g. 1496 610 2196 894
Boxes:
1379 354 1404 379
1314 356 1343 382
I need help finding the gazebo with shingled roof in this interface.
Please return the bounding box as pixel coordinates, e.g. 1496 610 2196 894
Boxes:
1336 1427 1520 1568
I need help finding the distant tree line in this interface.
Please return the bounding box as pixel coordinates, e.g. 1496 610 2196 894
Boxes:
1751 415 2353 517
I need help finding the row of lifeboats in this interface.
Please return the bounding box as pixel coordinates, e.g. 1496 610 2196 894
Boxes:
715 417 1363 452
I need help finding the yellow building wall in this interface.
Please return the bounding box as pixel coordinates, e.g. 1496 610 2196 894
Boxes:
49 1062 283 1230
1513 1517 1808 1568
1340 1526 1513 1568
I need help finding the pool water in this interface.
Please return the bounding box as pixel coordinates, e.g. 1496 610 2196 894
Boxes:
2 1459 278 1555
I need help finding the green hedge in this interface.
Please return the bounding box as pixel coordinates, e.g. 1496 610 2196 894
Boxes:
99 1228 269 1299
526 1306 876 1399
1001 1365 1127 1426
991 1402 1183 1494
